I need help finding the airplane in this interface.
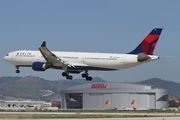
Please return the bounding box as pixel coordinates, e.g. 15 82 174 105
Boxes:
4 28 162 81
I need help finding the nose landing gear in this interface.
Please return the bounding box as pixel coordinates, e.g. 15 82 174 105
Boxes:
15 66 20 73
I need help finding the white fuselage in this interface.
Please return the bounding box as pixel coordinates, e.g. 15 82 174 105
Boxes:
4 50 159 72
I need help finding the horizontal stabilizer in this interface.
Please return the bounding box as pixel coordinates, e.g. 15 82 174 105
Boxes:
137 53 151 62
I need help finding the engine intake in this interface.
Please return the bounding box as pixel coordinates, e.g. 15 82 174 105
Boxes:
32 62 50 71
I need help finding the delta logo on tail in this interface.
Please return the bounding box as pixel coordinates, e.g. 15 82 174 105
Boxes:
128 28 162 55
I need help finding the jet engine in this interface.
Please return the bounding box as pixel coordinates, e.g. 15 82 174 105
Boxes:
32 62 50 71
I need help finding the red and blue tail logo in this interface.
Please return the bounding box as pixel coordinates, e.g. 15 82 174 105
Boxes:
128 28 162 55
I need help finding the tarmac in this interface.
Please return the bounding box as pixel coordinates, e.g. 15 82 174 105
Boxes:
0 111 180 116
0 112 180 120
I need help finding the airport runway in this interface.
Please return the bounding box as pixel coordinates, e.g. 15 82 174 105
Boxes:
0 112 180 116
0 112 180 120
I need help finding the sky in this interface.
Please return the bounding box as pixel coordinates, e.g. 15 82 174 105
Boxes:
0 0 180 83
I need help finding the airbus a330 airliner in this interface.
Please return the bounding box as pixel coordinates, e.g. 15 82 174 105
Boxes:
4 28 162 81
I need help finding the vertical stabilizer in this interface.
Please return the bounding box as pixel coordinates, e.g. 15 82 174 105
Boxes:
128 28 162 55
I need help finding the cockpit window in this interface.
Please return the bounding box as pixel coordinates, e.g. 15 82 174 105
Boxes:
6 54 9 56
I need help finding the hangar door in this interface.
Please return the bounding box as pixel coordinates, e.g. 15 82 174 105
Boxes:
88 93 104 109
65 93 82 109
138 93 149 109
88 93 112 109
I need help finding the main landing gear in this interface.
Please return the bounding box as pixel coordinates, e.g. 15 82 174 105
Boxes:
82 71 92 81
62 72 73 80
62 71 93 81
15 66 20 73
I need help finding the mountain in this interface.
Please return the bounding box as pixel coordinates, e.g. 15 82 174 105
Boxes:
0 76 68 101
0 76 22 84
137 78 180 98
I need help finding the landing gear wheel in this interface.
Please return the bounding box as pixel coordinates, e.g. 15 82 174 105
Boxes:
62 72 73 80
86 76 92 81
62 72 67 76
82 71 89 78
66 75 73 80
82 71 92 81
15 66 20 73
15 70 20 73
82 73 87 78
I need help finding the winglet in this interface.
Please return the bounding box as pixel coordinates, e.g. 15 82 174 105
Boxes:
41 41 46 47
128 28 163 55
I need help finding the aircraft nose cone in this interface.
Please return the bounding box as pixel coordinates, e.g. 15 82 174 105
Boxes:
3 56 8 62
4 54 12 63
4 53 15 65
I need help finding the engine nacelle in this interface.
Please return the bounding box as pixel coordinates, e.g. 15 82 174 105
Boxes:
32 62 49 71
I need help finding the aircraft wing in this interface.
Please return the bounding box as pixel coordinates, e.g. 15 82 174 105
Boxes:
39 41 75 69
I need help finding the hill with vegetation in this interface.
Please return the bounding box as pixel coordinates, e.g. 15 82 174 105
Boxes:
137 78 180 98
0 76 68 101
